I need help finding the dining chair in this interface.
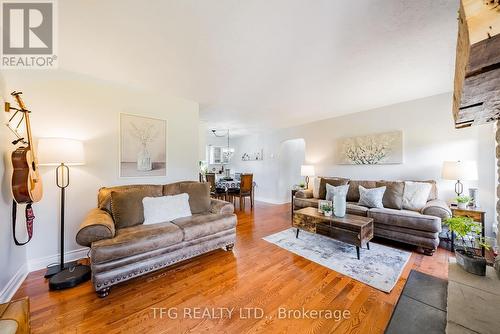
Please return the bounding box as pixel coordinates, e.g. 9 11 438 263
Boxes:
231 173 254 210
205 173 226 200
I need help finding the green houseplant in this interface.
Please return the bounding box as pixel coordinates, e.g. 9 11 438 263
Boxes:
321 203 333 217
444 216 490 276
455 195 471 210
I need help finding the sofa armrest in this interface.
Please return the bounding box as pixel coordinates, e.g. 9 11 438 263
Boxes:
210 199 234 215
295 189 313 199
76 208 116 247
421 199 452 220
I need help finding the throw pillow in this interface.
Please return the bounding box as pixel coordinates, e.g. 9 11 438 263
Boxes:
110 187 162 229
346 180 377 202
358 185 386 208
318 177 349 199
163 181 197 196
143 194 192 225
376 181 405 210
98 184 163 212
179 182 211 214
325 183 350 202
402 181 432 211
418 180 438 201
312 177 321 199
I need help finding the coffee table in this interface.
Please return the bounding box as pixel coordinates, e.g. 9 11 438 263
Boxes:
293 207 374 260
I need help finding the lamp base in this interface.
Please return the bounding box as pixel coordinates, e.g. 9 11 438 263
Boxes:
48 264 91 290
455 180 464 197
44 260 79 278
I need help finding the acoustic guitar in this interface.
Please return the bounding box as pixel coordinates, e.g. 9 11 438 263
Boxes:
6 91 43 203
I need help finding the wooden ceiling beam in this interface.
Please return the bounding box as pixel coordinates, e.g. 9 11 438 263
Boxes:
453 0 500 128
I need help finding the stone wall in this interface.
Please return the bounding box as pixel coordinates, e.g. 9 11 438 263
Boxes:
495 121 500 278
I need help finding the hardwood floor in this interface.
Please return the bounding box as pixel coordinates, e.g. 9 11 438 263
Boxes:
14 202 451 334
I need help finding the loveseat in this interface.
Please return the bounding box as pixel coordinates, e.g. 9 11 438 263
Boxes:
76 181 237 297
294 178 452 255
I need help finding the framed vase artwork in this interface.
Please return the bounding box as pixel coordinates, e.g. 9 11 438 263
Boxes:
119 113 167 177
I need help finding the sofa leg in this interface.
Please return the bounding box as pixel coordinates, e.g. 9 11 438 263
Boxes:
96 287 111 298
225 243 234 252
418 247 436 256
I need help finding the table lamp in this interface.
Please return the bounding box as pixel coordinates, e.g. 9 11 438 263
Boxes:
441 160 478 196
38 138 91 290
300 165 315 189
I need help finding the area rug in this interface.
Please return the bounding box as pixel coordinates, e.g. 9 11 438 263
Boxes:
263 228 411 292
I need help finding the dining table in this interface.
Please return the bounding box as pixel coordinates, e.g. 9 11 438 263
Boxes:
215 178 257 190
214 177 256 209
215 179 241 190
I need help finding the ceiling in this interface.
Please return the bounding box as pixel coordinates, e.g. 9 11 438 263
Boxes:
58 0 460 136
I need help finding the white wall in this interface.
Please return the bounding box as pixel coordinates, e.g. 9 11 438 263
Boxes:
1 70 200 270
230 93 497 235
0 74 28 302
277 139 305 203
229 135 281 203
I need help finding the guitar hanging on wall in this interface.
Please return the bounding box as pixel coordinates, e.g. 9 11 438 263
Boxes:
5 91 43 245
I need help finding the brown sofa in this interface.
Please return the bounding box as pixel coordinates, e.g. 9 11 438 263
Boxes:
76 181 237 297
293 178 451 255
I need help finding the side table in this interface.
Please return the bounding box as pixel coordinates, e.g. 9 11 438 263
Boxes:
291 189 298 220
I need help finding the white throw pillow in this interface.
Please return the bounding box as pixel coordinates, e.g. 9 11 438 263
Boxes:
325 183 349 202
312 177 321 198
142 193 192 225
402 181 432 211
358 185 386 208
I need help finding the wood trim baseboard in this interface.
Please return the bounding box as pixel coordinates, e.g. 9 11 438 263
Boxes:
254 197 289 205
28 248 89 272
0 263 28 303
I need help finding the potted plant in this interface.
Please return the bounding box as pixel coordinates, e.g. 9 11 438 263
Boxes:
321 203 333 217
298 182 306 189
456 195 471 210
444 216 490 276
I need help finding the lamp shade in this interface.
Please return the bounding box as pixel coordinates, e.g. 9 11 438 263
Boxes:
37 138 86 166
300 165 315 177
441 160 477 181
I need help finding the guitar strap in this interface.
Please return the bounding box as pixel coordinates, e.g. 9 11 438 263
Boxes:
12 200 35 246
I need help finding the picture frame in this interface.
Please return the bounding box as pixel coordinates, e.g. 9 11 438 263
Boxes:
119 113 167 178
337 131 403 165
318 200 333 213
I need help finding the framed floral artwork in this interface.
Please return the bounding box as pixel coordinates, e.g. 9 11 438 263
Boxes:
337 131 403 165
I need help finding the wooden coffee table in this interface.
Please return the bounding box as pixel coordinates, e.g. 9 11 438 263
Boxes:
293 207 374 260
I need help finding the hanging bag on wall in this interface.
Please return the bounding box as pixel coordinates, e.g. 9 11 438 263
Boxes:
12 201 35 246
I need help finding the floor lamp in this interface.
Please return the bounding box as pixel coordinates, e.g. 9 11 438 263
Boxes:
38 138 91 290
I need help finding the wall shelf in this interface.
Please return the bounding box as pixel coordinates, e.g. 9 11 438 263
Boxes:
241 149 263 161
